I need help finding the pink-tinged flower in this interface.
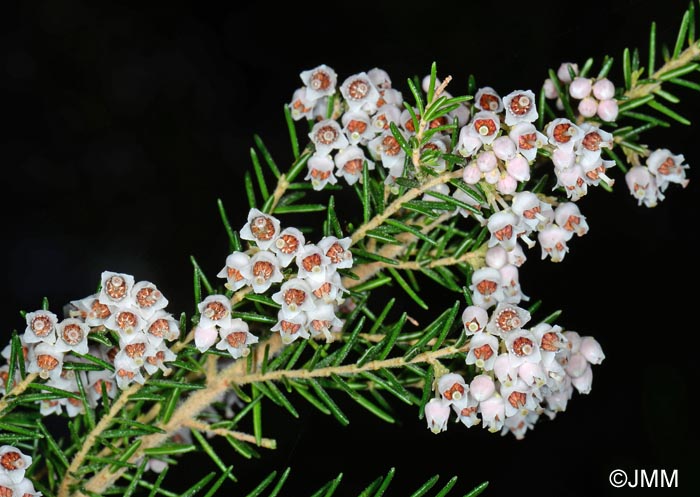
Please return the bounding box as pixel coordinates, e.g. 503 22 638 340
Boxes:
27 342 64 381
582 158 615 187
578 97 598 118
577 124 613 166
368 67 392 90
305 152 338 191
99 271 135 307
437 373 468 403
487 211 520 252
580 336 605 364
240 209 281 251
118 335 153 368
24 309 58 345
288 87 314 121
145 310 180 344
113 352 145 389
132 281 168 320
476 150 497 172
571 364 593 394
501 379 539 418
499 264 529 304
270 227 305 268
486 302 531 337
551 146 576 169
461 162 482 184
8 477 42 497
194 324 218 353
543 78 557 99
317 236 353 270
518 361 547 388
592 78 615 100
340 72 380 112
538 225 570 262
565 352 588 378
309 119 348 156
271 311 309 344
424 398 451 434
555 164 588 201
295 244 332 283
625 165 663 207
470 374 496 402
197 295 232 329
568 77 592 99
334 145 373 186
216 319 258 359
554 202 589 237
469 111 501 145
342 111 375 146
532 323 565 364
241 251 284 294
509 123 547 163
462 305 489 335
485 246 508 269
105 309 145 337
367 130 406 177
484 168 500 186
452 394 480 427
465 332 499 370
306 303 342 342
474 86 503 113
502 412 536 440
217 251 251 291
506 243 527 267
470 267 504 309
300 64 337 101
0 445 32 485
493 353 517 387
511 191 553 231
492 136 517 161
546 118 582 150
544 382 573 417
456 127 483 157
86 370 117 404
54 318 90 355
143 342 177 376
505 155 531 183
505 330 541 368
597 98 619 121
450 103 471 127
370 105 401 134
646 148 690 191
71 295 112 327
479 393 505 433
556 62 578 83
502 90 538 126
562 330 582 354
272 278 316 318
309 271 346 305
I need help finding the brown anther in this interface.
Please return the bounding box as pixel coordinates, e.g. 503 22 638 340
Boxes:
205 301 228 321
552 123 573 144
658 157 675 175
148 319 169 338
315 125 338 145
582 131 602 151
474 118 497 136
381 135 401 156
540 332 559 351
461 406 477 416
465 318 482 333
313 282 332 299
284 288 306 306
576 177 585 187
325 242 346 264
124 342 146 358
106 347 119 363
105 275 128 300
429 116 448 129
479 93 500 111
374 113 389 129
226 331 248 348
563 215 581 232
522 206 541 220
476 280 498 296
494 224 513 241
117 369 135 379
347 120 368 135
302 253 322 272
136 286 160 308
67 396 82 407
227 267 244 282
253 261 274 281
62 323 84 345
508 391 527 408
92 379 113 395
347 79 369 100
586 169 600 181
116 311 138 331
518 133 537 150
509 94 531 116
343 158 363 175
251 216 276 241
555 242 565 251
146 351 166 365
0 451 22 470
404 115 418 132
30 315 53 337
422 143 439 152
442 383 465 401
311 319 331 332
0 486 12 497
496 308 521 332
472 344 494 361
280 321 301 334
310 70 331 91
37 354 59 371
90 299 111 319
310 168 331 180
0 371 8 388
512 336 534 356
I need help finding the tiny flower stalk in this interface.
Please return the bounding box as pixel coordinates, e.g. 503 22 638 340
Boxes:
2 7 699 495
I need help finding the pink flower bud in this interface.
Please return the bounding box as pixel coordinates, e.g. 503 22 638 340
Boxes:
492 136 517 161
477 150 498 172
597 98 619 121
578 97 598 117
506 155 531 181
424 398 451 434
462 163 482 184
552 147 575 169
565 352 588 378
580 336 605 364
592 78 615 100
563 330 582 353
543 78 558 99
557 62 578 84
568 77 592 99
479 394 505 432
470 374 495 401
194 325 219 353
571 364 593 394
485 246 508 269
497 173 518 195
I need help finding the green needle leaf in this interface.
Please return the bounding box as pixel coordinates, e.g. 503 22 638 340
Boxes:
674 10 690 58
648 100 691 124
465 481 490 497
408 475 439 497
387 268 429 310
649 21 657 74
192 429 237 482
308 379 349 426
623 47 632 89
254 134 282 178
284 106 300 161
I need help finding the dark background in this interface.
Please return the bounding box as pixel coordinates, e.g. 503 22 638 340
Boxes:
1 1 697 496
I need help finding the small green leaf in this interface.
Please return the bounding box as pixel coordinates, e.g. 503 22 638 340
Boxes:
331 374 395 423
597 55 615 79
273 203 327 214
623 47 632 89
180 471 216 497
351 248 399 265
408 475 439 497
192 429 237 482
283 106 300 161
308 379 349 426
649 21 657 74
286 152 312 183
387 268 429 310
254 134 282 178
674 10 690 58
465 481 490 497
406 77 425 116
250 147 270 202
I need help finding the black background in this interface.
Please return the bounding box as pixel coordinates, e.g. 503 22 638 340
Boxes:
1 1 698 496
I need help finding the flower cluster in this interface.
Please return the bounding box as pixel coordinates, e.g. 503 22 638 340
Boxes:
425 305 604 439
0 272 180 416
194 208 353 352
625 148 690 207
0 445 40 496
